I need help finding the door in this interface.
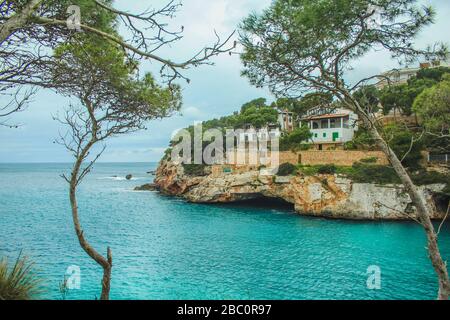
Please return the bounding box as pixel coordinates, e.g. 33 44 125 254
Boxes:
332 132 339 142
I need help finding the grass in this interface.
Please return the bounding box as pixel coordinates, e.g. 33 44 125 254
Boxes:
0 253 42 300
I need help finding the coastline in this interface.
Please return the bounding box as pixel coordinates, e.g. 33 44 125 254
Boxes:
150 159 448 221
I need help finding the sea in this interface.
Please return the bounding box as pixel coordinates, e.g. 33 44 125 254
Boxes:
0 162 449 300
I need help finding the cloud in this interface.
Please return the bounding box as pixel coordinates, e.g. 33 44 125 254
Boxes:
1 0 449 163
181 106 204 119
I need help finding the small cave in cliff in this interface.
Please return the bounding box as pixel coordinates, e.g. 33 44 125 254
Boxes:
223 195 295 211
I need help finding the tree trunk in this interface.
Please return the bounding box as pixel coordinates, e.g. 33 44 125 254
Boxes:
69 147 113 300
357 109 450 300
0 0 43 45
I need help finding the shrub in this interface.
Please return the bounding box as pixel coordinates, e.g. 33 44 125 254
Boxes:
384 124 425 169
0 254 41 300
296 165 318 176
182 164 208 176
317 164 337 175
360 157 378 164
349 162 400 184
410 170 450 186
277 163 297 176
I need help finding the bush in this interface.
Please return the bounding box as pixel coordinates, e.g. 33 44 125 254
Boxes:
384 124 425 169
360 157 378 164
296 165 318 176
277 163 297 176
410 170 450 186
0 254 41 300
317 164 337 174
349 162 400 184
182 164 208 176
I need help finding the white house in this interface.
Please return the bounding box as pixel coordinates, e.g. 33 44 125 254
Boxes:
236 125 281 145
376 58 450 89
300 107 358 150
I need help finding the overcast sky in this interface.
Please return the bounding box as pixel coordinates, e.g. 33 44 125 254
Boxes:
0 0 449 163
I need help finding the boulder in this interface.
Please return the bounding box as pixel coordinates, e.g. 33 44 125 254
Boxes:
134 183 158 191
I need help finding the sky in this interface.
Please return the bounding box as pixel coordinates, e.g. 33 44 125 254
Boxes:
0 0 449 163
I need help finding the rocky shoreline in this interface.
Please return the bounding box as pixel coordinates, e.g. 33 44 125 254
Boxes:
149 159 447 220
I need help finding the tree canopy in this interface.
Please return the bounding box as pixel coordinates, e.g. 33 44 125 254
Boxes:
413 74 450 145
379 67 450 115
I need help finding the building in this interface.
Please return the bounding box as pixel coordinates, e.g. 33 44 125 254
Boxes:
277 109 295 132
376 58 450 89
300 107 358 150
233 124 281 147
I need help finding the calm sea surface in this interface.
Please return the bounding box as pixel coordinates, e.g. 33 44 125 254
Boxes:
0 162 449 300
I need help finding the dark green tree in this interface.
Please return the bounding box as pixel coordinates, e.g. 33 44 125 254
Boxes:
413 74 450 152
280 126 312 151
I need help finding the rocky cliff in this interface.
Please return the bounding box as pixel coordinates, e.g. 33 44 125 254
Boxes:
154 160 446 220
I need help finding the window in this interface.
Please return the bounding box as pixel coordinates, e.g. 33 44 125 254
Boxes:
330 118 339 128
343 116 349 128
321 119 329 129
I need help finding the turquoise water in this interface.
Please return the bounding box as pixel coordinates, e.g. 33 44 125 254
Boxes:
0 162 449 300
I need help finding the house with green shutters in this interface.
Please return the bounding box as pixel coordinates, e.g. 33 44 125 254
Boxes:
300 107 359 150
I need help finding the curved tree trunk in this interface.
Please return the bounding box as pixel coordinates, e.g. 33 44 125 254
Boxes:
356 109 450 300
0 0 43 45
69 141 113 300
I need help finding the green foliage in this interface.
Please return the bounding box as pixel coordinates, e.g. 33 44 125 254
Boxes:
273 93 333 119
344 126 377 150
410 170 450 186
277 163 297 176
348 162 400 184
53 34 182 127
280 126 312 151
182 164 208 177
297 164 337 176
237 104 278 129
383 124 424 169
240 98 267 113
239 0 443 99
416 67 450 82
360 157 378 164
353 86 380 114
413 74 450 136
0 254 41 300
317 164 337 175
379 67 450 116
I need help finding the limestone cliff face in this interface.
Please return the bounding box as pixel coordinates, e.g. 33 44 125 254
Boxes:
154 160 446 220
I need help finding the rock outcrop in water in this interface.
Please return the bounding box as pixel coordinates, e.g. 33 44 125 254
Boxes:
154 159 446 220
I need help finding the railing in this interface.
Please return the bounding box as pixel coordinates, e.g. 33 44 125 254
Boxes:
428 153 449 163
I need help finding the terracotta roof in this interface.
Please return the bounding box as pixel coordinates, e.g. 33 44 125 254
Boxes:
301 113 350 121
